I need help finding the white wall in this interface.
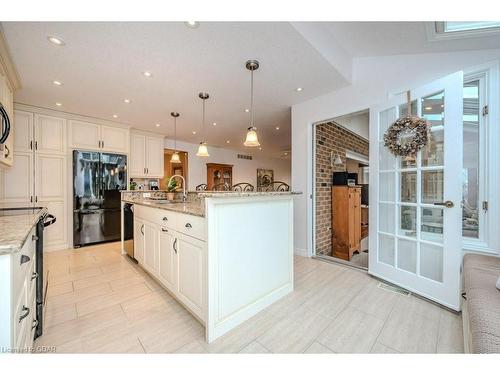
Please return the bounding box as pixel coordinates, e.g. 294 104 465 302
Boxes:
164 139 291 191
292 48 500 256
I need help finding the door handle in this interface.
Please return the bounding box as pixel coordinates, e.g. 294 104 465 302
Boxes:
19 306 30 323
20 254 31 265
31 272 39 280
185 223 192 228
173 238 178 254
162 217 168 221
31 319 39 330
161 228 168 232
433 201 454 208
140 224 144 235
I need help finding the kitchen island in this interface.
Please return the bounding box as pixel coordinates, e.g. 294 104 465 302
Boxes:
121 191 296 343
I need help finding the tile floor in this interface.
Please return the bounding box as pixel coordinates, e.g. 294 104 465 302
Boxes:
35 242 464 353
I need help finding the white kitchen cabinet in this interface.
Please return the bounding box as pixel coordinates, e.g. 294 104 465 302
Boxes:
12 110 33 153
34 114 66 154
130 133 164 178
100 125 129 153
0 152 33 204
143 221 159 276
129 134 145 177
0 227 38 351
133 218 145 264
145 136 164 177
158 227 177 293
69 120 129 153
69 120 100 150
176 233 205 319
38 200 67 249
35 154 65 200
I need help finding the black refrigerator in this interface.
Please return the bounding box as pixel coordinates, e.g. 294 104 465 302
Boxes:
73 150 127 247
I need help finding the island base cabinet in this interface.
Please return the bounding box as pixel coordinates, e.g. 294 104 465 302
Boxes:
158 229 177 294
143 222 159 276
176 234 205 321
133 219 145 264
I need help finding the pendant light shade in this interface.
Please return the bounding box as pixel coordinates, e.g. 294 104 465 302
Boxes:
170 112 181 163
244 127 260 147
196 142 210 157
243 59 260 147
197 92 210 157
170 151 181 163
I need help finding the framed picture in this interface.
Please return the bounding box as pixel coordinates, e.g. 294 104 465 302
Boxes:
257 168 274 191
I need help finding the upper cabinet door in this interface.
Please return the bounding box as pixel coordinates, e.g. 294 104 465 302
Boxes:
129 134 146 177
100 125 129 153
13 110 33 153
146 136 164 178
0 152 34 204
35 114 66 154
35 154 65 200
69 120 100 150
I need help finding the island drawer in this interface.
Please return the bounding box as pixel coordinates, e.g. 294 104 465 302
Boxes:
134 205 176 228
176 213 206 241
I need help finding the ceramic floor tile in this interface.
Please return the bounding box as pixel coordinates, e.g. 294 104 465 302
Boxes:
49 266 103 286
73 268 138 290
239 341 271 353
46 281 74 298
370 342 400 353
317 307 385 353
256 305 331 353
47 282 113 308
436 309 464 353
303 341 336 354
174 340 209 354
348 281 399 320
44 303 78 328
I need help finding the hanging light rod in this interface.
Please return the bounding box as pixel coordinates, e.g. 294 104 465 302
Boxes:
196 92 210 157
244 59 261 147
170 112 181 164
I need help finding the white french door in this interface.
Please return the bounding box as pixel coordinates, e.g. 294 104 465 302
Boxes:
369 71 463 310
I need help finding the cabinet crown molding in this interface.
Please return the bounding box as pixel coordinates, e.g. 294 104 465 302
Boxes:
0 27 21 90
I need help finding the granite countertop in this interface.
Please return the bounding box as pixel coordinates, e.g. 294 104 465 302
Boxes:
122 197 205 217
0 208 48 255
196 191 302 198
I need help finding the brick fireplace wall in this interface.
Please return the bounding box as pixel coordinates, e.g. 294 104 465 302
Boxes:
315 122 369 256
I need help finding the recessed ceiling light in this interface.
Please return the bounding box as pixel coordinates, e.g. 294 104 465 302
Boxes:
244 108 250 113
192 131 197 135
55 102 62 107
52 80 63 86
295 87 303 92
143 71 152 78
156 123 160 127
259 147 262 151
113 114 118 118
441 104 444 108
226 140 230 144
185 21 200 29
212 122 217 126
425 106 432 111
48 36 65 46
123 99 131 104
275 126 280 130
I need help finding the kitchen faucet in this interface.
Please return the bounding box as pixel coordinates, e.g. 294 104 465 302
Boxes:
168 175 187 202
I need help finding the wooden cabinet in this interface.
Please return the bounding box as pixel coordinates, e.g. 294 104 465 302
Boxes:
206 163 233 190
332 186 361 261
69 120 129 153
130 133 164 178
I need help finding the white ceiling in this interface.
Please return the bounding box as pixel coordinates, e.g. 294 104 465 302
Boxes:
3 21 500 158
2 22 347 157
320 22 500 57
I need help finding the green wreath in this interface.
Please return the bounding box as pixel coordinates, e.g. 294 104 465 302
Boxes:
383 116 429 157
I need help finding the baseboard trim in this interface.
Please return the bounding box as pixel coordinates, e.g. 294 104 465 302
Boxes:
294 247 309 257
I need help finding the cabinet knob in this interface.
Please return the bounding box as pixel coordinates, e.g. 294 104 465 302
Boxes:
185 223 192 228
32 319 39 330
161 228 168 232
162 217 168 221
31 272 39 280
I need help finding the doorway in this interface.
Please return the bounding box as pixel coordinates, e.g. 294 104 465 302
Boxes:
160 149 188 190
312 110 370 270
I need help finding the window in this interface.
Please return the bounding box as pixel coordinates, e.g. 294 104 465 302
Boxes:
430 22 500 40
444 22 500 33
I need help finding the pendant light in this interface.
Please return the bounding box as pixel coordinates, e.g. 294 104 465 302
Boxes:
196 92 210 157
170 112 181 163
244 59 261 147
